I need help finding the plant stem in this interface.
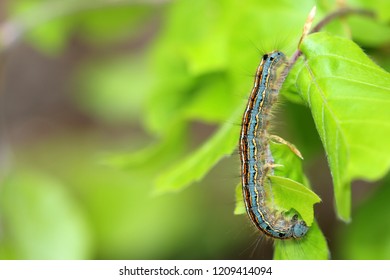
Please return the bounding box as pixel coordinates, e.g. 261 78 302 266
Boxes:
281 7 375 85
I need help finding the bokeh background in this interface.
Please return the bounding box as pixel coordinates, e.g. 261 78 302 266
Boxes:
0 0 389 259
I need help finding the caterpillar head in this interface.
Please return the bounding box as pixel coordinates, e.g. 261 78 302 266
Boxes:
291 214 308 239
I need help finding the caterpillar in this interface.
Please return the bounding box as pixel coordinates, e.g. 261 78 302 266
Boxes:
239 51 308 239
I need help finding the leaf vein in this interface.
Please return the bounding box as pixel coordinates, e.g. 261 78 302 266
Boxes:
302 59 349 186
309 54 389 75
316 76 390 92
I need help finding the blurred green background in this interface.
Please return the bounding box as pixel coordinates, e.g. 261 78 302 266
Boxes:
0 0 389 259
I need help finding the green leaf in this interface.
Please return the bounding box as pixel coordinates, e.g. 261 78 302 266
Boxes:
24 18 73 55
145 0 317 135
295 32 390 221
269 176 321 226
105 124 187 172
161 0 230 76
312 1 390 47
233 140 325 259
75 6 156 46
227 0 315 97
274 221 329 260
234 206 328 260
144 0 233 134
270 141 306 184
235 180 326 260
8 0 157 54
154 107 242 194
73 55 154 122
182 72 241 124
233 142 321 225
234 176 321 226
234 182 245 215
234 140 320 216
270 141 321 226
0 170 92 259
144 42 193 135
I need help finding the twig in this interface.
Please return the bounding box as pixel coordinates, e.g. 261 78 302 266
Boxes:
280 7 375 84
310 8 374 34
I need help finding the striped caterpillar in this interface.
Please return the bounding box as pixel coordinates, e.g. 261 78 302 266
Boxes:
239 51 308 239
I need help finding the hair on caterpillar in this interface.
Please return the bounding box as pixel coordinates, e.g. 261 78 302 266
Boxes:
235 13 316 242
239 218 274 259
238 206 317 259
242 218 309 260
239 51 309 240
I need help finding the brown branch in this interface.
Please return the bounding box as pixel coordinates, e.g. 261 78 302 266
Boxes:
310 8 375 34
